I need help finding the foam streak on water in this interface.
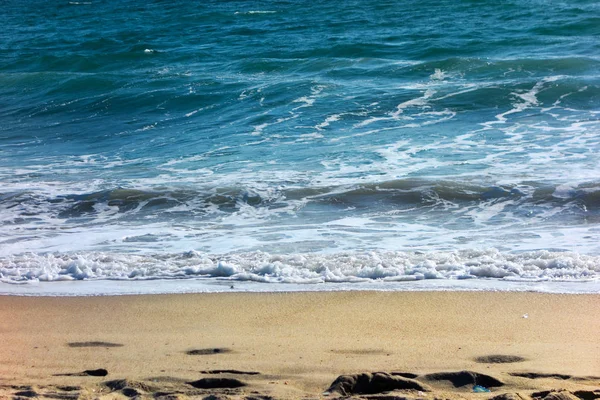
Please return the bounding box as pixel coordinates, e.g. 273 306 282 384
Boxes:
1 0 599 293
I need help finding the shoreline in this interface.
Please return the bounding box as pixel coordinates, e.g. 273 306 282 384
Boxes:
2 277 600 297
1 291 599 399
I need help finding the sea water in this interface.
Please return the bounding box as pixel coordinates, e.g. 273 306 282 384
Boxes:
1 0 599 294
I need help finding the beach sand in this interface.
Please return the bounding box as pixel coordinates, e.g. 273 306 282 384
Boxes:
0 291 598 399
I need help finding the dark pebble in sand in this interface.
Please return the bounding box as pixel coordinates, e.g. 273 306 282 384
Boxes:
474 355 526 364
390 372 419 379
187 378 246 389
83 369 108 377
573 391 600 400
121 387 141 398
186 348 231 355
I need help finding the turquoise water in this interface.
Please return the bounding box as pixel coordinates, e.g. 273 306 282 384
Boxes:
1 0 600 289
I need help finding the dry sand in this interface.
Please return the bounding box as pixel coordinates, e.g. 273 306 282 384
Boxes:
0 291 598 399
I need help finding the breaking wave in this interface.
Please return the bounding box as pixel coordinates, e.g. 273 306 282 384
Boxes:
1 249 599 284
2 179 600 222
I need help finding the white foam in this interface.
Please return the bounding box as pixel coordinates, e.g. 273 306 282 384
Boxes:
1 250 598 292
291 85 325 110
391 89 436 118
315 114 341 130
430 69 448 80
235 10 277 15
251 123 268 136
491 78 557 124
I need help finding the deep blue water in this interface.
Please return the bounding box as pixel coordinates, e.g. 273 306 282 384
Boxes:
1 0 600 288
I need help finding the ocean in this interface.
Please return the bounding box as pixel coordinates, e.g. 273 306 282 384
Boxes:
1 0 600 295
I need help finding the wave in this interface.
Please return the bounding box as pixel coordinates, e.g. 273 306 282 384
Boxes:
1 58 597 136
411 56 600 78
2 0 600 291
18 179 600 205
1 249 598 284
2 179 600 221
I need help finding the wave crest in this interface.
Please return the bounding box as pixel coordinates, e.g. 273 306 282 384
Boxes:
1 249 598 284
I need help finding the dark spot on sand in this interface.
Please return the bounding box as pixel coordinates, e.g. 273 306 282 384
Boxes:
390 372 419 379
67 341 123 348
121 387 140 398
422 370 504 388
326 372 430 396
511 372 571 380
53 369 108 377
56 386 80 392
572 376 600 381
573 391 600 400
186 348 231 355
14 390 38 397
199 370 260 375
474 355 526 364
3 385 32 391
187 378 246 389
83 369 108 376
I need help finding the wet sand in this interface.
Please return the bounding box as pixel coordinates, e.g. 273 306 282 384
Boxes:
0 291 598 399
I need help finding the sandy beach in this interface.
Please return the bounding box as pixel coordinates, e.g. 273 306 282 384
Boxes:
0 291 598 399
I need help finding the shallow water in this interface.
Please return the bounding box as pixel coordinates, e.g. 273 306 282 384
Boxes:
1 0 599 292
